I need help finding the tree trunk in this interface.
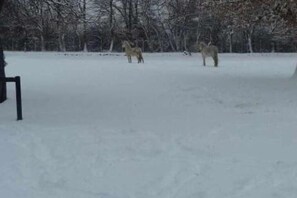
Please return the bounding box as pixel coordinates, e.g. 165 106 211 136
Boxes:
109 0 114 52
195 29 201 45
40 1 46 51
83 43 88 52
248 34 253 53
173 34 181 51
109 39 114 52
58 32 66 52
76 30 82 50
158 35 163 52
128 0 133 32
142 26 153 52
229 33 233 53
56 2 66 52
247 28 254 53
153 27 163 52
82 0 88 52
41 35 46 51
271 42 276 53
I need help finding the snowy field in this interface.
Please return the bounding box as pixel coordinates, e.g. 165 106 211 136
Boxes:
1 52 297 198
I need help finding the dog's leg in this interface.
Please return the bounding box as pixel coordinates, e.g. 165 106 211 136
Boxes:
203 56 206 66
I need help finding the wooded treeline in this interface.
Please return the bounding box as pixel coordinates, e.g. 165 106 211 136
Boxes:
0 0 296 53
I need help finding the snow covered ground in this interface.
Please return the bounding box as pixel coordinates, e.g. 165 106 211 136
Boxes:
1 52 297 198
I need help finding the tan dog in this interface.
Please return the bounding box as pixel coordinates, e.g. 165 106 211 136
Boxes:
199 42 219 67
122 41 144 63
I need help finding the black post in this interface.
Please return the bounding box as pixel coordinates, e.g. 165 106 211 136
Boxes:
15 76 23 120
0 38 7 103
0 0 7 103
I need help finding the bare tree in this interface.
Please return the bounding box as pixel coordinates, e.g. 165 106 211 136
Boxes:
82 0 88 51
9 0 50 51
74 0 93 51
94 0 115 51
47 0 77 51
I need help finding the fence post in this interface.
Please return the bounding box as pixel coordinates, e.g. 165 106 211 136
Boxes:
15 76 23 120
0 76 23 120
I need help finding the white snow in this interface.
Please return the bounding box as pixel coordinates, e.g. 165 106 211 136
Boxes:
1 52 297 198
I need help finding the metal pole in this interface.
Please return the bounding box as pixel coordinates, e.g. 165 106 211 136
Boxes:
15 76 23 120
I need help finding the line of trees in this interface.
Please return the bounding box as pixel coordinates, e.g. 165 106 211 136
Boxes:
0 0 296 53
